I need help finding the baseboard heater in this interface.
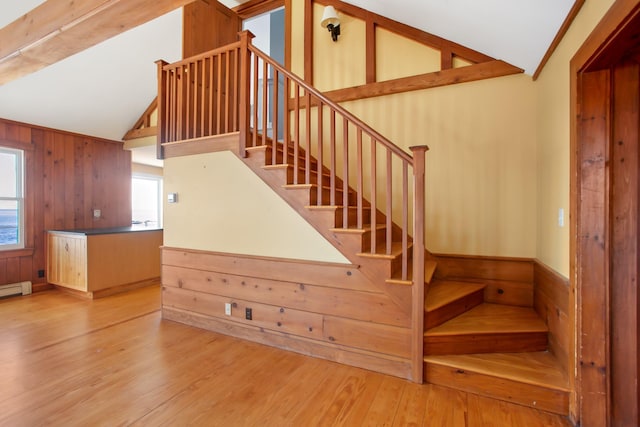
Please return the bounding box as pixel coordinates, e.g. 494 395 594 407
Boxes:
0 281 32 298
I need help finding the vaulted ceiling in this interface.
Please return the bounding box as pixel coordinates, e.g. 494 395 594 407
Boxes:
0 0 577 156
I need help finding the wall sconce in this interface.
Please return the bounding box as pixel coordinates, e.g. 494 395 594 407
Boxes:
321 5 341 42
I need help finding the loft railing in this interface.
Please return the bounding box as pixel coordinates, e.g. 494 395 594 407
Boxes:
157 31 428 382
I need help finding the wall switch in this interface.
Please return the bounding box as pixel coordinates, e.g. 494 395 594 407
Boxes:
224 302 232 316
245 307 252 320
93 209 101 219
558 208 565 227
167 193 178 203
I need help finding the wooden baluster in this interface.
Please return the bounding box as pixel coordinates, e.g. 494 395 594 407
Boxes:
410 144 428 383
224 51 230 133
305 92 311 184
200 59 206 138
252 53 258 147
272 69 279 157
233 48 240 132
386 149 392 255
170 68 176 142
283 77 290 166
317 101 323 206
402 161 409 281
261 58 268 146
193 60 199 138
357 129 363 229
343 118 349 227
238 31 254 158
370 137 377 254
293 83 300 183
216 52 222 135
209 56 214 137
186 63 191 140
177 66 184 141
155 60 168 158
330 110 336 206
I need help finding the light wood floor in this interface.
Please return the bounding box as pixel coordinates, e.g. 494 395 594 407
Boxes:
0 286 572 426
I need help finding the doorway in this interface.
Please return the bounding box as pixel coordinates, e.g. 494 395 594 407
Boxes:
573 2 640 426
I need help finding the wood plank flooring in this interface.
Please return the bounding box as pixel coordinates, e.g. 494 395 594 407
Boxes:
0 286 572 426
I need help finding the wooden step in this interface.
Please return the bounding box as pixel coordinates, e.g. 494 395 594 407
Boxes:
306 205 382 228
263 163 332 186
423 352 570 415
331 224 387 253
424 303 548 355
283 183 357 205
386 258 436 286
424 280 485 329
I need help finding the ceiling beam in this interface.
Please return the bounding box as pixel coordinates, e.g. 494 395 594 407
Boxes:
0 0 195 85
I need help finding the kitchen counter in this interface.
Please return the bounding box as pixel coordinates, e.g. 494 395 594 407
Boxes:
46 227 163 298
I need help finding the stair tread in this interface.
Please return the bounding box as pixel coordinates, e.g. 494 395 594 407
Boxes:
424 351 569 391
357 241 409 259
330 224 386 234
305 205 368 211
386 258 436 286
425 303 548 336
425 280 486 312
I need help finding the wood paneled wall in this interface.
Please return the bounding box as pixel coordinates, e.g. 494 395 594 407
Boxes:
182 0 241 59
0 118 131 290
161 247 414 379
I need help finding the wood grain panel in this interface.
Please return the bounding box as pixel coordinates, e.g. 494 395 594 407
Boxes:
161 247 372 291
0 118 132 289
534 261 570 376
323 316 411 358
183 0 241 59
162 265 410 327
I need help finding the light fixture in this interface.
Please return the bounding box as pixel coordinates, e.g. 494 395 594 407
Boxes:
320 5 340 42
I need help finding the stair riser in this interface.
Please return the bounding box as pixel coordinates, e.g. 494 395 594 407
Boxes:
309 188 358 206
425 290 484 330
424 332 548 355
423 362 569 415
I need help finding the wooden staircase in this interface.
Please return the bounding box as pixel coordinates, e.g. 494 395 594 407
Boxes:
423 280 570 416
155 32 570 413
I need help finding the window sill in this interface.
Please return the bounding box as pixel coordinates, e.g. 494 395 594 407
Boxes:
0 247 35 259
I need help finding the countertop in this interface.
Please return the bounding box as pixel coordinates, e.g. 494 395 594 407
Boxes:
48 226 163 236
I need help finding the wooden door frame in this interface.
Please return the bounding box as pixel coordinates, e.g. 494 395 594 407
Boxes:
571 0 640 425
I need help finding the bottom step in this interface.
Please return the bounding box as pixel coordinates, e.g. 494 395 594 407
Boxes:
424 352 570 416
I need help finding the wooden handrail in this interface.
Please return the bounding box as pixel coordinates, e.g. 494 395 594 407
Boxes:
157 30 429 383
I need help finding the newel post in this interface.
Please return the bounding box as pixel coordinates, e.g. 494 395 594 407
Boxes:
155 60 168 160
410 144 429 383
238 30 255 158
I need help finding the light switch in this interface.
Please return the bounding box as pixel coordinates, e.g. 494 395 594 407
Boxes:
167 193 178 203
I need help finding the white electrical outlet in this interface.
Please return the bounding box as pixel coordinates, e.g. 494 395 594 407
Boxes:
224 302 232 316
93 209 101 219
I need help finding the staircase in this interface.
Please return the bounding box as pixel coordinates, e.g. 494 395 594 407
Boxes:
154 31 569 415
423 280 570 415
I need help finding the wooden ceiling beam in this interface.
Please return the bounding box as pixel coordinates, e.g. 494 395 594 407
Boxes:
0 0 195 85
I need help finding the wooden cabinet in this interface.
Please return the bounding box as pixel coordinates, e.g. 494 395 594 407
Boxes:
47 228 163 298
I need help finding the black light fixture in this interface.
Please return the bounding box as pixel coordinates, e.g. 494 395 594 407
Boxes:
321 5 341 42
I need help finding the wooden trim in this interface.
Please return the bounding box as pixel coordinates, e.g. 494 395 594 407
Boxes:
0 248 35 259
163 306 412 379
0 118 124 146
365 15 376 84
304 0 313 84
0 0 194 85
313 60 522 105
533 260 570 377
533 0 585 80
570 1 640 424
123 126 157 141
433 253 534 307
234 0 284 19
161 132 240 158
161 247 366 290
285 0 292 70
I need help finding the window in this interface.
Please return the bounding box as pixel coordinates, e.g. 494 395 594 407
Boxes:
132 174 163 227
0 147 24 250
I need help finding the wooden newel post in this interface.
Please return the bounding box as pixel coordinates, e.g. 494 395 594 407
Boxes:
409 144 429 383
238 30 255 158
155 60 168 160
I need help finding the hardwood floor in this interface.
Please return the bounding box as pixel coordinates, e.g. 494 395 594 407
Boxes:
0 286 572 426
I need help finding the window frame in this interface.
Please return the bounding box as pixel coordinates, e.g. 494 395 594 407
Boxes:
0 146 25 251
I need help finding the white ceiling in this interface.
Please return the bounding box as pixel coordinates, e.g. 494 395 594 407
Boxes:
0 0 575 166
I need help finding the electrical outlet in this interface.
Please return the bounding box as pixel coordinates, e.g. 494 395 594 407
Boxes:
93 209 101 219
558 208 564 227
245 307 252 320
224 302 232 316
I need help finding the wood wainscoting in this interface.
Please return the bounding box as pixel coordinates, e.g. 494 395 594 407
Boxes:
161 247 414 379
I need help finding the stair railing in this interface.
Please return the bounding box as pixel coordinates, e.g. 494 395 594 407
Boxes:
243 32 427 278
157 30 428 382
